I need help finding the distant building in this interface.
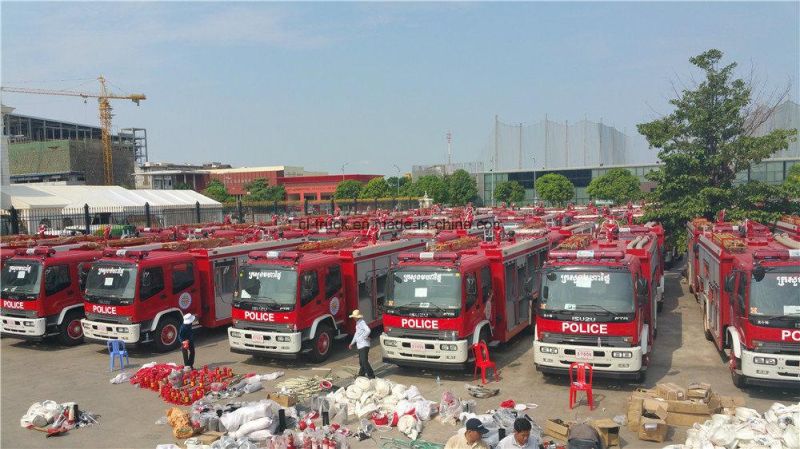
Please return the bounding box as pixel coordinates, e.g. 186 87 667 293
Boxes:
280 174 382 201
134 161 232 190
3 110 143 187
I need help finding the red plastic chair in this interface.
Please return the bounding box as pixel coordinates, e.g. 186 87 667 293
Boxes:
568 362 594 410
471 342 499 384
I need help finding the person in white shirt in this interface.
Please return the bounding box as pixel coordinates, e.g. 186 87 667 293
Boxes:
348 309 375 379
496 418 540 449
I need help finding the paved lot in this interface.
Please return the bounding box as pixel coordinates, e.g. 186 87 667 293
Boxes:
2 264 798 449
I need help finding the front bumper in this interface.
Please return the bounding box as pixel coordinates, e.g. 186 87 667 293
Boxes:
0 315 46 339
81 319 140 344
740 349 800 386
228 328 302 355
534 340 643 375
380 334 470 369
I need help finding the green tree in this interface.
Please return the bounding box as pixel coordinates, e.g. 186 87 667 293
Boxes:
174 182 192 190
494 181 525 204
586 168 641 203
334 180 363 199
386 176 412 197
360 177 390 199
637 49 797 246
412 175 449 204
447 169 478 206
785 163 800 197
243 179 285 202
202 180 232 203
536 173 575 206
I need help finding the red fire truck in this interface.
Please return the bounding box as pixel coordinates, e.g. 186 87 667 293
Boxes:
533 225 661 380
80 238 307 351
1 243 104 345
775 215 800 236
693 228 800 387
227 237 426 362
379 235 551 369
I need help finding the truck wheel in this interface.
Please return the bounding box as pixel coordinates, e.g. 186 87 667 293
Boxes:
703 308 713 341
307 324 333 363
57 310 84 346
154 316 180 352
635 370 646 383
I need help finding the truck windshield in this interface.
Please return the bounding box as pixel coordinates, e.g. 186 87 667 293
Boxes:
85 263 138 303
1 261 42 298
388 268 462 310
541 268 635 314
238 266 298 307
749 268 800 318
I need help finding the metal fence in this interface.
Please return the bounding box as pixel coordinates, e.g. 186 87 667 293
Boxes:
1 197 422 236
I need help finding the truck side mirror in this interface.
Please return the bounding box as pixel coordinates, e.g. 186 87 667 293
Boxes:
542 285 549 299
466 277 477 295
753 264 765 282
636 277 647 295
546 272 557 282
724 274 735 292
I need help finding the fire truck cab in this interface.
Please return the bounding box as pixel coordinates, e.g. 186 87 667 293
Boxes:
80 238 306 351
695 228 800 387
1 244 102 345
534 230 659 380
380 236 550 369
228 238 426 362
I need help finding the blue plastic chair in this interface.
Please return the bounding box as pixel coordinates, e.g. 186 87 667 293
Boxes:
107 339 129 371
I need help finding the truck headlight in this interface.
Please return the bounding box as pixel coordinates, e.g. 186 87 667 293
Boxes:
116 327 129 333
439 330 457 341
612 351 633 358
440 344 457 351
383 339 397 347
276 336 290 342
23 321 35 327
539 346 558 354
230 331 242 338
753 357 777 365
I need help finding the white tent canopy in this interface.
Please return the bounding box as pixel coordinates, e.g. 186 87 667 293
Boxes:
2 185 220 210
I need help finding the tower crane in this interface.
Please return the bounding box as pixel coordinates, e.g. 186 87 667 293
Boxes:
1 76 146 185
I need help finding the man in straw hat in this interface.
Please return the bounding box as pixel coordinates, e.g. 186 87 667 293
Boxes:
348 309 375 379
179 313 197 370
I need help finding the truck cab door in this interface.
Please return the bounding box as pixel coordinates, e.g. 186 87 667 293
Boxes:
171 262 197 315
733 272 747 333
44 264 73 315
323 264 343 321
212 258 237 320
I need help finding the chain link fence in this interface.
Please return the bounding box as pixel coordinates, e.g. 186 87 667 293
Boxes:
2 197 422 236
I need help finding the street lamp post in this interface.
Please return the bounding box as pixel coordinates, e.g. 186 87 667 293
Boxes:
532 156 537 205
341 162 350 182
392 164 400 198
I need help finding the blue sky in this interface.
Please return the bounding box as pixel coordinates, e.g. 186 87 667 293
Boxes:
2 2 798 175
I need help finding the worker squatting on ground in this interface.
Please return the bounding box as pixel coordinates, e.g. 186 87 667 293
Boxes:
179 313 196 370
496 418 539 449
444 418 490 449
347 309 375 379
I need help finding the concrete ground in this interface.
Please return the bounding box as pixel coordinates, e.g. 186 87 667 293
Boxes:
2 264 798 449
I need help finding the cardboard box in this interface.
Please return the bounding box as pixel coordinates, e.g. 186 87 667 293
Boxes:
687 382 711 399
627 390 650 432
665 396 720 415
591 418 620 447
638 400 669 443
267 392 297 407
666 412 712 427
718 394 746 409
656 382 687 401
196 432 224 445
544 418 571 441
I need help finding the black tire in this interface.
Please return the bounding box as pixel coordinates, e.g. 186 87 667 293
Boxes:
153 316 181 352
635 370 646 383
657 301 664 313
703 307 713 341
307 324 334 363
57 310 84 346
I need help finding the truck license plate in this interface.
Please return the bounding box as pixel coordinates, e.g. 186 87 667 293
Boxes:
253 334 264 343
411 342 425 351
576 349 594 360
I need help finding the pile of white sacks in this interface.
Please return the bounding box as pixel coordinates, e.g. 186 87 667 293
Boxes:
326 377 438 440
664 402 800 449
